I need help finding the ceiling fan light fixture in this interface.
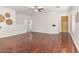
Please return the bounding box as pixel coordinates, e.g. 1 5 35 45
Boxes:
32 6 44 12
33 9 38 12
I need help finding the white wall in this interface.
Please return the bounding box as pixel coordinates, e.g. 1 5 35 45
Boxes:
0 7 16 27
32 12 69 34
16 13 30 24
0 7 31 38
0 25 27 38
16 13 32 32
0 7 16 38
70 7 79 52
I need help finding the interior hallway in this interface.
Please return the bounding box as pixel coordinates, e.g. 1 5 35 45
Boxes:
0 32 78 53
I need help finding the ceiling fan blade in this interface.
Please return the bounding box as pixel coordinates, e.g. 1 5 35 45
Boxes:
39 8 44 10
29 6 44 12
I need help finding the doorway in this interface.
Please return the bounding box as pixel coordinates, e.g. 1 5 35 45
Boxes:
61 16 68 32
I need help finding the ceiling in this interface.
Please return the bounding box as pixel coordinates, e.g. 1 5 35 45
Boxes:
5 6 72 16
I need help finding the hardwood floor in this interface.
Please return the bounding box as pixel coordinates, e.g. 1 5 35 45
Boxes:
0 33 30 53
0 32 78 53
31 32 78 53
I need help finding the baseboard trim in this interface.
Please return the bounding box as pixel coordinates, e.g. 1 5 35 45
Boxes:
71 33 79 52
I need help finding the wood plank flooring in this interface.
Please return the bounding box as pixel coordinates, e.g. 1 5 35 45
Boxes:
31 32 78 53
0 32 78 53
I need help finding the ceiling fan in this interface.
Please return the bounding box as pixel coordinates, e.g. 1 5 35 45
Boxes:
31 6 44 12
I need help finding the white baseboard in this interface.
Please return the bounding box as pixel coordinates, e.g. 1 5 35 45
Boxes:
71 33 79 52
31 31 59 34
